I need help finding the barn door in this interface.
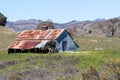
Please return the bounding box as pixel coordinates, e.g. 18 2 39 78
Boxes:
62 41 67 51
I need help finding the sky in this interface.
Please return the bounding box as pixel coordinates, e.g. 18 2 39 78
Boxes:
0 0 120 23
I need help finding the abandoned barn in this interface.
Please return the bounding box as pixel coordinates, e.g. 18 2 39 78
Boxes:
8 29 79 53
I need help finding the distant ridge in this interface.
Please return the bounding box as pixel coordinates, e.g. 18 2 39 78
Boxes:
6 17 120 37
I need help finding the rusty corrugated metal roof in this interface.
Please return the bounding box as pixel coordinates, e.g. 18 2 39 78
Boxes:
17 30 51 40
8 29 64 50
48 29 62 39
8 40 41 50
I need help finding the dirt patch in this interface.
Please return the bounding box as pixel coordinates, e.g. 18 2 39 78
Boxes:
0 60 19 69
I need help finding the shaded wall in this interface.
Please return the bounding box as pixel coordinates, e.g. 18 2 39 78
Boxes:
8 48 49 54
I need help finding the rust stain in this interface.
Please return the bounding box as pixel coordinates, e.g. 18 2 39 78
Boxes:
8 40 41 50
17 30 51 40
8 29 63 49
48 29 62 39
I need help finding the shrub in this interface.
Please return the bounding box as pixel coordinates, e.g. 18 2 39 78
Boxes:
88 30 92 34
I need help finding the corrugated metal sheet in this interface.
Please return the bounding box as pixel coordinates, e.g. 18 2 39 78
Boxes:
35 40 49 48
17 30 51 40
8 40 41 50
48 29 62 39
8 29 64 50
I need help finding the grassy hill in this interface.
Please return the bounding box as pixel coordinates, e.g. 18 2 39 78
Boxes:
0 26 17 52
0 26 120 80
74 36 120 51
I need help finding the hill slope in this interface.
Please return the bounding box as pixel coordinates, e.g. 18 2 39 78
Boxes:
0 26 120 80
0 26 17 52
6 17 120 37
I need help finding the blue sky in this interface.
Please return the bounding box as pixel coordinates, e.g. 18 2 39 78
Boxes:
0 0 120 23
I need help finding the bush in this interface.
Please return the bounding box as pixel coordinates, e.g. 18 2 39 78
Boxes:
36 20 55 30
88 30 92 34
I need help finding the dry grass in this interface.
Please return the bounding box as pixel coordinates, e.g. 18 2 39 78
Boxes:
0 26 17 52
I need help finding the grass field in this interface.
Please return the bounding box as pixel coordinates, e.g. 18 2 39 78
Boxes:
73 36 120 51
0 26 17 52
0 26 120 80
0 51 120 79
0 51 120 72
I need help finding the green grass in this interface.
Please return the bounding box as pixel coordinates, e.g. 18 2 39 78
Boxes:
0 51 120 74
0 26 120 79
73 36 120 51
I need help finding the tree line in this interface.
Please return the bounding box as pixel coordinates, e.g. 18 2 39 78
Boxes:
0 12 7 26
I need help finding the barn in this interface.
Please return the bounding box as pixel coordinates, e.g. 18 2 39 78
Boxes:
8 29 79 53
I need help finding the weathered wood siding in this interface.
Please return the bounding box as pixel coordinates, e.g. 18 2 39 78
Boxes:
56 30 79 52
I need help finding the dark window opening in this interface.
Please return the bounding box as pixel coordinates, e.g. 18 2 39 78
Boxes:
62 41 67 51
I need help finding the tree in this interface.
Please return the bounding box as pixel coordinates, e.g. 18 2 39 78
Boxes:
36 20 55 30
107 18 119 37
88 29 92 34
0 12 7 26
101 18 120 37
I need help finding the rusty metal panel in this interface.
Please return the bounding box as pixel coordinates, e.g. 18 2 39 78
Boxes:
48 29 62 39
8 40 41 50
17 30 51 40
35 40 49 48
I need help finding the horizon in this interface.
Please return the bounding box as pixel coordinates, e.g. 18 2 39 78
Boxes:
1 0 120 23
6 17 118 24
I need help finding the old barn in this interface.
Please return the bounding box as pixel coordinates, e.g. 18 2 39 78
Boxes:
8 29 79 53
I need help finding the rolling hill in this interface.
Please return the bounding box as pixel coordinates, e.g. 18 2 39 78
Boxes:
0 26 17 52
6 17 120 37
0 25 120 80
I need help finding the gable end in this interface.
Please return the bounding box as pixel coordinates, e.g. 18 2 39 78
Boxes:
56 30 67 43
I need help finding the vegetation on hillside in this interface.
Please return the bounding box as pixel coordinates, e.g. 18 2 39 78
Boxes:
0 26 120 80
67 17 120 37
0 12 7 26
36 20 55 30
0 51 120 80
6 17 120 38
0 26 17 52
73 36 120 51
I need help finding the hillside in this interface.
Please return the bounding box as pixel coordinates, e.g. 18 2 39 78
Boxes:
6 19 92 32
6 17 120 37
0 26 17 52
6 20 41 32
0 26 120 80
